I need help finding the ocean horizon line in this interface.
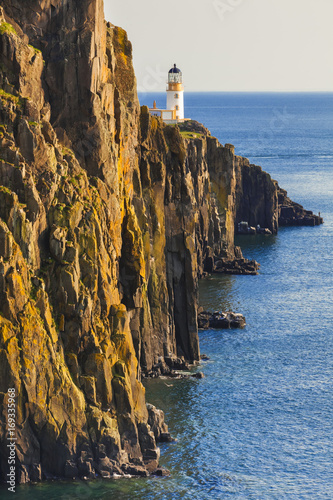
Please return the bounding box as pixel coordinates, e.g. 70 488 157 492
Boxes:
139 90 333 94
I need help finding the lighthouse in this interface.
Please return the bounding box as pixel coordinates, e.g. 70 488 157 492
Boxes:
166 64 184 120
149 64 187 123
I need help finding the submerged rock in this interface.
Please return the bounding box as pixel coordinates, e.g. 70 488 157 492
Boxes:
153 467 171 477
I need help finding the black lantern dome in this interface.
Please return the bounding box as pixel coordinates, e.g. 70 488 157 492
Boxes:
169 64 181 74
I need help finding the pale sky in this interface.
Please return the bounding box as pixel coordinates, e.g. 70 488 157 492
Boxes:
104 0 333 92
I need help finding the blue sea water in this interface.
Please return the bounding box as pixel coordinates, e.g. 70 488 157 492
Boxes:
1 93 332 499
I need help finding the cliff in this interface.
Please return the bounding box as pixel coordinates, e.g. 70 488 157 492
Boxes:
0 0 322 484
0 0 162 481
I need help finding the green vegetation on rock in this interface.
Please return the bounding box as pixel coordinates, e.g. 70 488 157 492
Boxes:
0 22 17 36
0 88 20 105
28 44 42 55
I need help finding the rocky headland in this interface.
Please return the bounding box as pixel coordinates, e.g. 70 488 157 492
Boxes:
278 187 323 226
0 0 323 484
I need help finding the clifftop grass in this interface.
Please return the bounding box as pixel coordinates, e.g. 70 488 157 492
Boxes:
179 130 204 140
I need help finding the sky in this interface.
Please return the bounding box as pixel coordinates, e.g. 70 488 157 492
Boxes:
104 0 333 92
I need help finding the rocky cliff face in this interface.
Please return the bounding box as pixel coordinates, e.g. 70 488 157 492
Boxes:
0 0 161 482
0 0 320 485
137 112 223 373
278 187 323 226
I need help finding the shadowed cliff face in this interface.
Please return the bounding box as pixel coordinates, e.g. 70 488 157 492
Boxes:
0 0 296 485
207 138 279 236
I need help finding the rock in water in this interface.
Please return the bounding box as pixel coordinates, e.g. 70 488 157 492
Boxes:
198 311 246 329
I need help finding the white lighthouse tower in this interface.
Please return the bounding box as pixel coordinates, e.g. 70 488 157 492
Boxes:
149 63 187 123
166 64 184 120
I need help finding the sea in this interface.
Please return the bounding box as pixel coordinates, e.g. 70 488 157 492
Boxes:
1 92 332 499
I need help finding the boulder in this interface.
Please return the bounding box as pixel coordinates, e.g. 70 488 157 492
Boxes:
198 310 246 330
214 257 260 275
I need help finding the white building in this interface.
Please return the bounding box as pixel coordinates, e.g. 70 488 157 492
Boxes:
149 64 187 123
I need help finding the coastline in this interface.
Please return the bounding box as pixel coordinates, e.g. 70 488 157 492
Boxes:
0 91 331 500
0 2 330 493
